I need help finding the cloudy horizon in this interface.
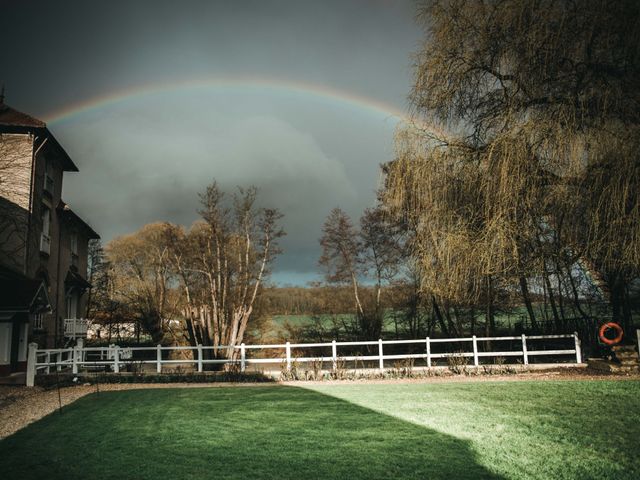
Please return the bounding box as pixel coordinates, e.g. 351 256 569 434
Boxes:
0 0 423 285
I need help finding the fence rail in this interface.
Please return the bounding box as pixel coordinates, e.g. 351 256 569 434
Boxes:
26 332 583 386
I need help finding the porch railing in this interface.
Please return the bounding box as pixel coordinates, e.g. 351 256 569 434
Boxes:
64 318 90 338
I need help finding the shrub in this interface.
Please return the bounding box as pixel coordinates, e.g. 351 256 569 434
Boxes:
447 352 469 375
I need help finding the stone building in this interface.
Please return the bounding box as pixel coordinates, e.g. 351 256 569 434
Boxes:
0 95 98 377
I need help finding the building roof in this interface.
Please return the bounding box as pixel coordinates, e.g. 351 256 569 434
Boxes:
65 269 92 290
58 200 100 240
0 99 79 172
0 266 51 314
0 102 46 128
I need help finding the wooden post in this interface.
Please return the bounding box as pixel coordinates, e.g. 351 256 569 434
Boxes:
156 344 162 373
72 345 79 374
331 340 337 371
426 337 431 368
46 351 51 374
573 332 582 364
472 335 479 367
197 344 203 372
240 343 246 373
113 346 120 373
521 334 529 365
378 339 384 370
57 351 62 372
636 329 639 360
26 342 38 387
285 341 291 371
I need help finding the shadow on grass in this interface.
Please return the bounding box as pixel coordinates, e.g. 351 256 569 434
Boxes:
0 386 502 480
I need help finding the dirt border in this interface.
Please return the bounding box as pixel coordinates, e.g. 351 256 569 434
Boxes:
1 369 638 440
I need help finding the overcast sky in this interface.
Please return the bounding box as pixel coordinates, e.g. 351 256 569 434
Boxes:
0 0 423 285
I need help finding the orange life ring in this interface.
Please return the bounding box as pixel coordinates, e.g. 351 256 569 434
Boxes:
599 322 624 345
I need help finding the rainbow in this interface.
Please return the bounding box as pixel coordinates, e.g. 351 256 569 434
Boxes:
44 76 414 126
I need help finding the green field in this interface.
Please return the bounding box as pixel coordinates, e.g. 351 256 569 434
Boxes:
271 307 564 330
1 381 639 479
268 310 547 341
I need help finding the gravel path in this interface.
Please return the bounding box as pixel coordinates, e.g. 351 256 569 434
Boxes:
1 369 637 440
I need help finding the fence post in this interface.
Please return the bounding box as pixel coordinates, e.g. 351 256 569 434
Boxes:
197 344 203 372
285 341 291 371
521 334 529 365
426 337 431 368
573 332 582 363
77 338 84 365
113 346 120 373
72 344 79 374
378 339 384 370
472 335 479 367
46 351 51 374
156 344 162 373
26 342 38 387
57 351 62 372
240 343 246 372
636 330 639 360
331 340 337 371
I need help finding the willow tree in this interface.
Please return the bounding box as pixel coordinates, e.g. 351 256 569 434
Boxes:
384 0 640 333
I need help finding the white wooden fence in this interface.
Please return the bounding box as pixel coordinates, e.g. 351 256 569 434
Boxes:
26 332 583 386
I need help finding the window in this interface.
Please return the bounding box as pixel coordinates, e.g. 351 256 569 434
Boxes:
44 173 54 195
40 206 51 254
33 313 44 330
43 160 54 195
70 232 78 255
41 206 50 236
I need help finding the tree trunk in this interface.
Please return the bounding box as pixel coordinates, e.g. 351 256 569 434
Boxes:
485 276 495 337
519 276 538 331
543 269 562 331
566 263 590 321
431 295 449 336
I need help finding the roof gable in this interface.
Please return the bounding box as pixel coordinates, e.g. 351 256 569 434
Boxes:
0 267 51 313
0 101 78 172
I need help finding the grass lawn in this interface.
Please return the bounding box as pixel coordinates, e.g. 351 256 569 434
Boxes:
1 380 639 479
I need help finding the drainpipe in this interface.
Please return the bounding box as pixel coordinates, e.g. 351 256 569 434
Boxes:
54 206 63 347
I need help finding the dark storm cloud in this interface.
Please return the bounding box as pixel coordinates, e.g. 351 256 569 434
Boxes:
0 0 422 284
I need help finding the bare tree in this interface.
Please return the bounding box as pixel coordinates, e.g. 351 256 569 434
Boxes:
106 223 180 344
319 208 365 317
318 206 406 339
173 181 285 360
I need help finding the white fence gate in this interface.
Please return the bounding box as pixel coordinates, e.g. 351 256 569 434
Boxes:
26 332 583 386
